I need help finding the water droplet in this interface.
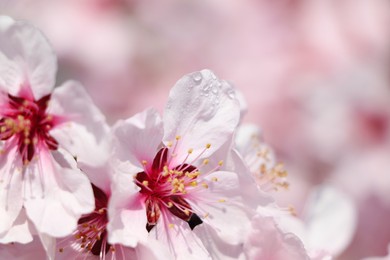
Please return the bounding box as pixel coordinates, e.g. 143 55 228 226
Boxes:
212 86 219 94
192 72 203 84
226 88 235 99
166 100 172 109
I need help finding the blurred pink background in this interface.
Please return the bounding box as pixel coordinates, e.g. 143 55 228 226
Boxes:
2 0 390 259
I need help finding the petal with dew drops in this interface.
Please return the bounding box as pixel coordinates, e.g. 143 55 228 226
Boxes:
163 69 240 164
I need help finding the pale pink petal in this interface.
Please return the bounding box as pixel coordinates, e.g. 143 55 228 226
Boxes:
163 70 240 163
244 215 310 260
0 146 23 235
112 108 164 168
0 236 47 260
0 16 14 31
193 224 245 260
23 149 94 237
37 232 55 260
363 245 390 260
190 170 254 245
0 209 33 244
0 16 56 99
49 80 110 168
107 172 148 247
149 214 211 260
135 240 173 260
303 185 357 256
228 149 274 206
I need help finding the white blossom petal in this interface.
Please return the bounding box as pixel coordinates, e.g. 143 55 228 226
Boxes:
23 149 94 237
49 80 110 168
112 108 164 168
0 16 56 99
163 69 240 163
108 173 148 247
0 146 23 235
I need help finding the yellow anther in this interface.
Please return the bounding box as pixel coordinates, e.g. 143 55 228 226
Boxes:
142 180 149 186
163 166 169 176
17 115 24 121
175 135 181 140
5 119 14 127
184 209 190 216
167 141 173 148
204 213 209 218
260 164 267 174
188 148 193 154
167 202 173 208
201 182 209 189
168 223 174 229
288 205 297 216
98 208 105 214
211 177 218 182
206 143 211 149
203 159 209 165
218 160 224 166
190 181 198 187
0 126 6 132
150 212 155 217
218 199 226 203
142 160 147 165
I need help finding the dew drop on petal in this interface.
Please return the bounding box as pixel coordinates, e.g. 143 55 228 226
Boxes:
226 88 236 99
192 72 203 84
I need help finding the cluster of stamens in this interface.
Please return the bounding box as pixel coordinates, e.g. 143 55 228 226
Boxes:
0 93 60 164
58 184 114 257
247 134 289 192
135 136 224 231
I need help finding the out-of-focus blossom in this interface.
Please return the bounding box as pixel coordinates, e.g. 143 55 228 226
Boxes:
108 70 264 259
235 124 289 193
0 16 107 243
331 149 390 259
363 245 390 260
244 215 309 260
259 185 356 260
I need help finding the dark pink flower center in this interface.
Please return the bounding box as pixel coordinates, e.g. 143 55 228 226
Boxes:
0 93 62 164
135 147 203 231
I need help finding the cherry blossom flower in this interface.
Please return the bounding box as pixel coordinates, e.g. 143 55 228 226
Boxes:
108 70 263 259
0 16 107 242
258 185 357 260
235 124 289 193
56 159 171 260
